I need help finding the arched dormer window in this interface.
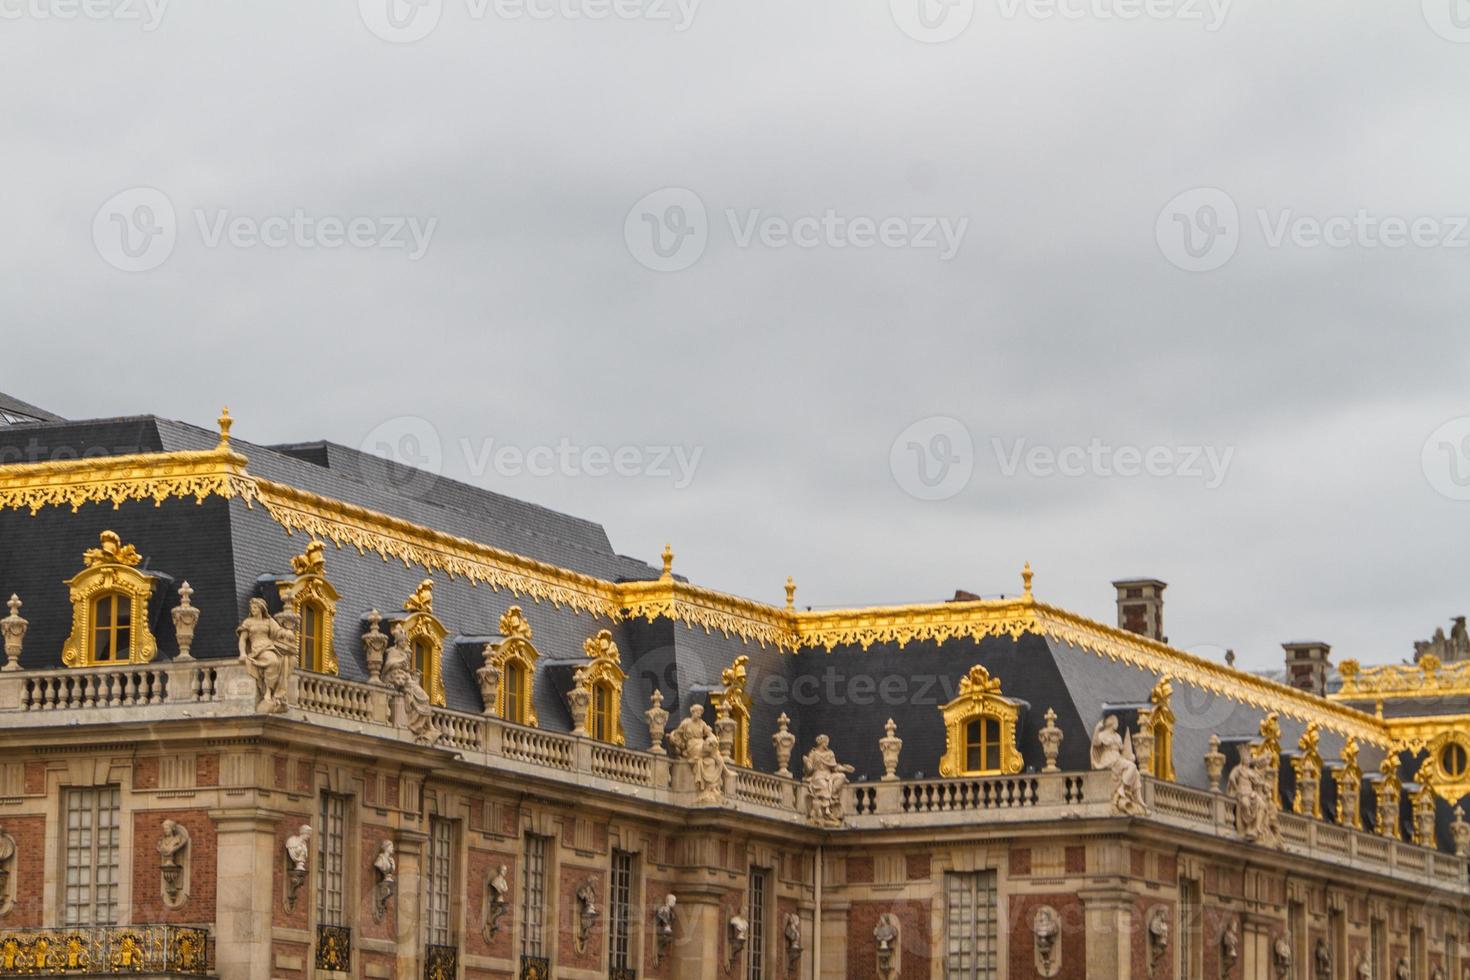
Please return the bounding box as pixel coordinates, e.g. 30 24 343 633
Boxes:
401 579 447 707
939 664 1022 777
279 541 339 675
711 655 752 767
63 532 158 667
1144 677 1176 781
484 606 539 726
577 629 627 745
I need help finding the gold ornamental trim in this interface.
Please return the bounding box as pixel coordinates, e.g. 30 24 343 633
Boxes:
0 445 255 514
0 440 1396 747
1333 654 1470 701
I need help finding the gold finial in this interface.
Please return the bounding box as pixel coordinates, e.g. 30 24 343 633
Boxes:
217 407 233 448
1021 562 1034 599
785 576 796 611
660 543 674 581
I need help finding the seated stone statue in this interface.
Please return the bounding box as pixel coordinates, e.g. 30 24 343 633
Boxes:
237 598 295 714
383 624 441 746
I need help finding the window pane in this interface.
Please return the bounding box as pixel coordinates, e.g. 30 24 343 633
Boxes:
610 851 635 971
521 834 548 958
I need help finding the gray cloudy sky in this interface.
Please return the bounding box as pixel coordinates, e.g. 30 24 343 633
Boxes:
4 0 1470 672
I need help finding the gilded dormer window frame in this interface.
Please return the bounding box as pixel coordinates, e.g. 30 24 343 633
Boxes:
486 606 539 726
578 629 627 746
939 664 1023 777
62 531 159 667
1144 677 1176 781
1417 731 1470 804
401 579 447 707
710 655 752 767
277 541 340 675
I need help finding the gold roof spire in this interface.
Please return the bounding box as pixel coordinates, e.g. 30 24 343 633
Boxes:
660 543 674 581
217 407 233 449
785 576 796 611
1021 562 1034 600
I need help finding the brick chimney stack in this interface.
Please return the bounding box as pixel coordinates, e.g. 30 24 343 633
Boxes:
1282 640 1332 697
1113 578 1167 643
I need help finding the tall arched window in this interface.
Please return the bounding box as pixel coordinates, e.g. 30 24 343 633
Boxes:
590 681 615 742
281 542 339 676
401 580 448 707
90 592 132 663
298 601 325 672
485 606 540 726
503 660 528 724
575 629 627 745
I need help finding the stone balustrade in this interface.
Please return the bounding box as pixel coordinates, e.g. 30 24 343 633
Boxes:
0 660 1464 891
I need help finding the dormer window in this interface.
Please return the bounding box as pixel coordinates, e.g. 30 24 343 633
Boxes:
575 629 626 745
62 531 158 668
711 655 752 766
482 606 540 726
939 664 1022 777
400 579 447 707
279 542 340 675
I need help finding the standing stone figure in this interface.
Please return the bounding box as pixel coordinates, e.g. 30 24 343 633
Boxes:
783 912 802 973
803 735 855 827
237 598 295 714
0 825 15 911
485 865 510 940
1090 716 1148 817
284 825 312 911
372 841 396 923
383 624 441 746
655 894 678 964
1221 919 1240 975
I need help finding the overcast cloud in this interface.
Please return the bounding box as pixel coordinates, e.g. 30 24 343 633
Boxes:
3 0 1469 672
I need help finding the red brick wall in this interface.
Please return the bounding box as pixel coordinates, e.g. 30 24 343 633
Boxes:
129 809 217 924
466 849 516 961
1010 848 1031 876
1007 894 1085 980
271 940 308 980
273 817 312 930
1065 846 1084 874
5 815 45 926
133 757 159 790
906 853 930 880
360 950 394 980
195 753 219 787
23 763 44 795
848 899 930 980
358 826 395 941
556 865 605 971
847 855 874 883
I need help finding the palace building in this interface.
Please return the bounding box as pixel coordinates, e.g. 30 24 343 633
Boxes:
0 399 1467 980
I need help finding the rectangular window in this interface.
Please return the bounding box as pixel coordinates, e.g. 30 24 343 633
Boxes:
426 818 455 947
964 719 1001 772
521 834 549 959
299 602 323 671
1448 934 1459 980
317 793 348 926
1411 927 1426 979
1179 878 1202 980
1330 908 1346 980
1372 919 1385 979
610 850 636 974
944 870 998 979
748 867 770 980
592 684 613 742
63 786 121 926
1289 900 1306 977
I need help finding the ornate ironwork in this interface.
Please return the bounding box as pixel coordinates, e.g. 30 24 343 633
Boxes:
424 945 457 980
315 925 351 974
519 955 550 980
0 926 208 976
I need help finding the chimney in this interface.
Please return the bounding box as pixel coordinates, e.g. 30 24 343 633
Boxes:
1113 578 1167 643
1282 640 1331 697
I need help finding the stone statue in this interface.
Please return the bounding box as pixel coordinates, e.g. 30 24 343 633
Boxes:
874 913 900 980
575 879 599 953
783 911 802 973
1221 919 1240 975
1415 618 1470 662
1147 907 1169 977
728 912 749 971
383 623 441 746
670 705 727 805
1272 936 1292 979
284 825 312 912
237 597 296 714
1204 734 1227 792
361 610 389 684
803 735 855 827
1091 716 1148 817
171 583 200 661
484 865 510 941
1 595 26 672
157 820 190 908
1453 805 1470 857
1354 952 1371 980
1396 958 1410 980
1453 617 1470 660
655 894 677 964
1229 747 1282 847
1313 937 1331 980
1033 905 1060 977
372 841 396 923
568 666 592 737
0 825 16 911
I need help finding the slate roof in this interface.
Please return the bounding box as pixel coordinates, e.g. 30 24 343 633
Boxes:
0 391 62 425
0 411 1462 851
